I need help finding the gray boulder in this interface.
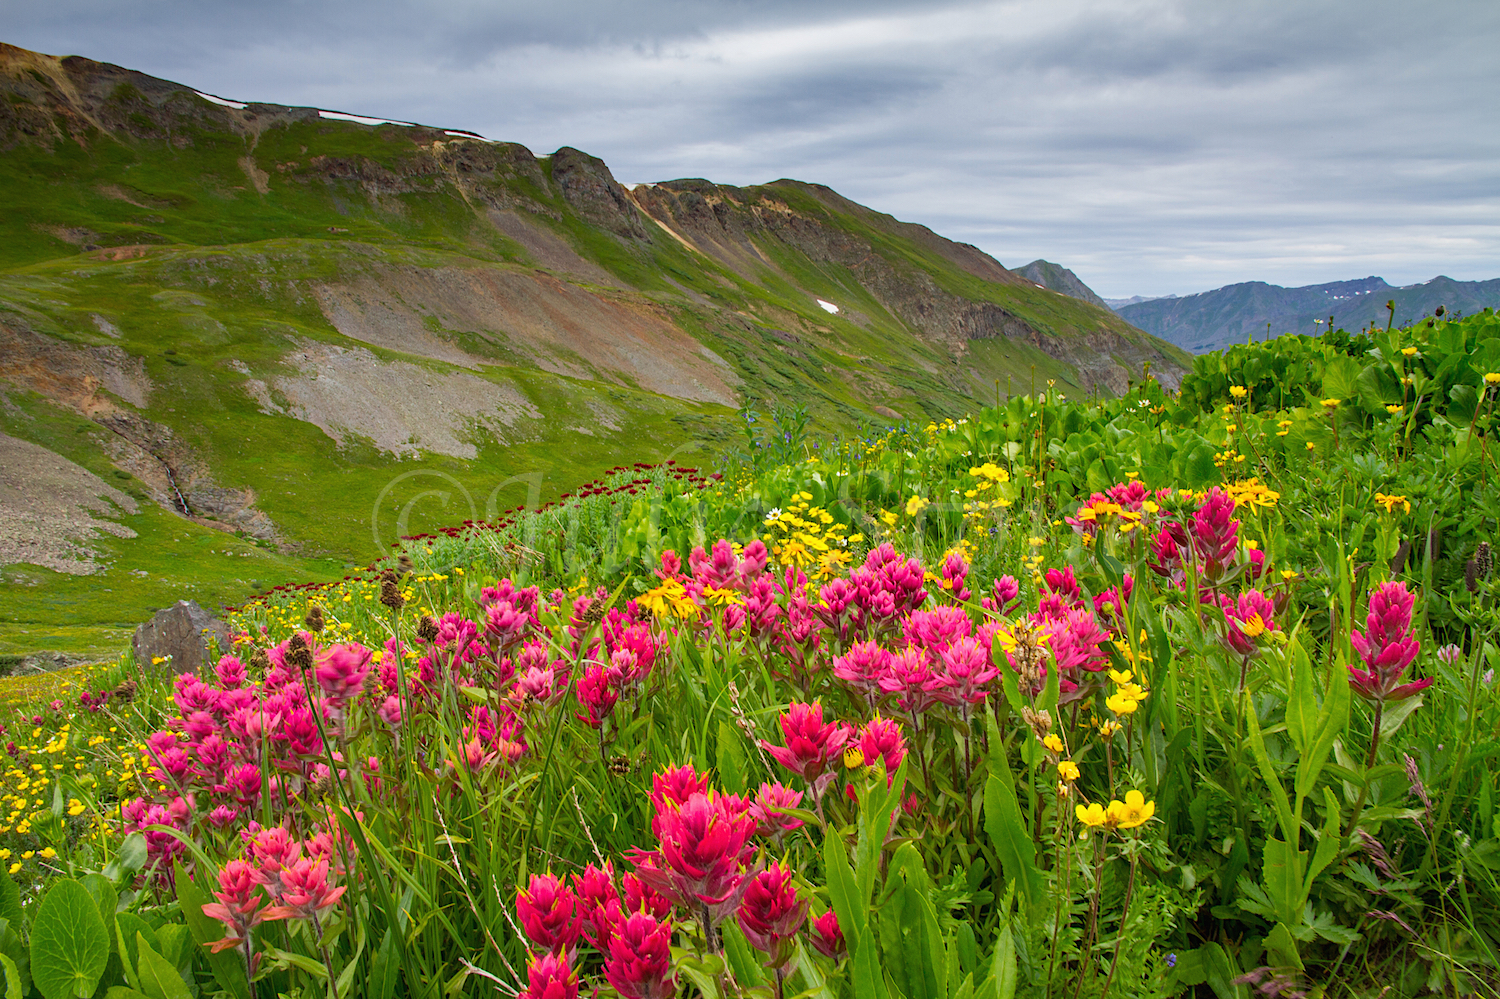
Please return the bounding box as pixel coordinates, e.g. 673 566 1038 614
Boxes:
131 600 231 674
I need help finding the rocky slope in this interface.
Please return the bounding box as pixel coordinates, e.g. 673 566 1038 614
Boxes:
1014 260 1110 310
0 41 1188 655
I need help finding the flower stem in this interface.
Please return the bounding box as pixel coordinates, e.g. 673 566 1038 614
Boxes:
1098 849 1138 999
1344 700 1382 838
1071 833 1107 999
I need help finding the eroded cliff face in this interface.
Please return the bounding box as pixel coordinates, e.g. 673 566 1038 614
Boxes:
0 317 276 540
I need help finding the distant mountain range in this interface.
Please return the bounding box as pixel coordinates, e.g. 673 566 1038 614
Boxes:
1022 262 1500 354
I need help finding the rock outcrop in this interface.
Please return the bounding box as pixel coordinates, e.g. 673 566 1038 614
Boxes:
131 600 232 674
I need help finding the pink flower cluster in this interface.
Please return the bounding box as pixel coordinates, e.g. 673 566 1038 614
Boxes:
515 763 824 997
201 818 352 957
1147 487 1264 588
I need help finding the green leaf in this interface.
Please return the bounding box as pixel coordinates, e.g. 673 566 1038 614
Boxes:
1379 695 1423 740
368 930 399 999
261 945 329 979
715 720 749 796
115 915 158 978
104 989 153 999
982 774 1043 914
28 880 109 999
1294 655 1348 804
1303 787 1344 898
1261 838 1304 926
1264 922 1305 972
135 939 191 999
1199 943 1247 999
675 953 725 999
1284 639 1316 759
78 875 118 953
990 923 1017 999
0 954 21 999
1244 705 1296 843
153 925 189 972
720 922 765 988
893 852 943 999
824 829 867 949
0 872 20 933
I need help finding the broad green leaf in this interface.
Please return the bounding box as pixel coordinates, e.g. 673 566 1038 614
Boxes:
676 953 725 999
115 914 158 980
0 954 20 999
1261 838 1303 926
720 922 765 988
1378 695 1423 740
104 989 153 999
261 945 329 979
153 925 189 971
28 880 109 999
1264 922 1305 972
1284 639 1316 758
897 869 943 999
824 830 867 948
1303 787 1344 897
369 929 400 999
78 876 118 954
135 939 191 999
1244 706 1296 843
1295 657 1348 804
1199 943 1247 999
990 923 1017 999
715 720 748 795
982 774 1043 914
0 873 19 933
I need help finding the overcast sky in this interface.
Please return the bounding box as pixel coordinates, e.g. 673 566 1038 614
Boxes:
6 0 1497 297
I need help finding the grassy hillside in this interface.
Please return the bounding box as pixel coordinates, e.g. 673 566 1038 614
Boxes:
0 42 1188 659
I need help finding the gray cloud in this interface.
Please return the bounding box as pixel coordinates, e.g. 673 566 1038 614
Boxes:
5 0 1496 297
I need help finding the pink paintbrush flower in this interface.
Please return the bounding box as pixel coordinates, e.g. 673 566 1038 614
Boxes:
260 857 346 921
736 863 808 969
522 952 579 999
759 702 854 787
1348 582 1428 703
604 912 676 999
517 872 580 956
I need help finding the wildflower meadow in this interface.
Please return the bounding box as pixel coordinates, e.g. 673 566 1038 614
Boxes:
5 310 1500 999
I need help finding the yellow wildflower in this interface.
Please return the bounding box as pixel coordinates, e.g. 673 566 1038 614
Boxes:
1106 790 1156 829
1076 802 1110 829
1321 398 1340 409
1229 385 1248 399
1043 734 1064 753
1374 492 1411 514
638 578 700 620
1058 760 1080 782
905 495 930 517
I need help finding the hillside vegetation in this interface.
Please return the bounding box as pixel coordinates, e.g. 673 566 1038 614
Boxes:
3 308 1499 999
0 42 1187 659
